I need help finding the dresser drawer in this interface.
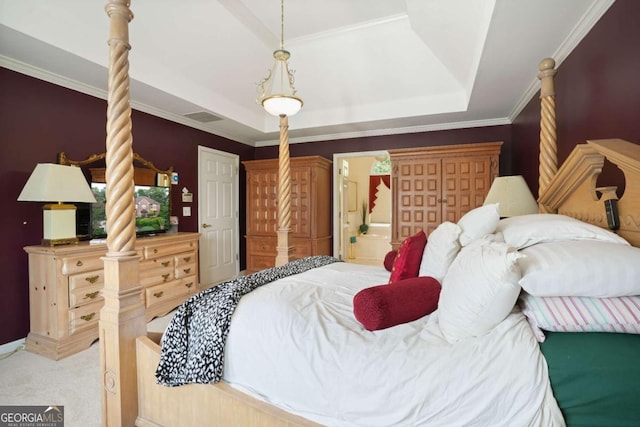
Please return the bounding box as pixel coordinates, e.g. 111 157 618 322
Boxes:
68 269 104 289
175 251 197 267
248 254 275 272
140 257 175 287
143 241 198 260
145 280 189 309
175 262 196 279
179 276 198 293
68 271 104 308
141 254 174 271
247 237 277 255
61 255 104 275
68 300 102 334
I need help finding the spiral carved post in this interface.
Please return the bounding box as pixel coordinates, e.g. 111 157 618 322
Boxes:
275 114 294 266
537 57 558 213
100 1 146 426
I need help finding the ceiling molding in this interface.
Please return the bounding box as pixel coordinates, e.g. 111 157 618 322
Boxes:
508 0 615 122
254 117 512 147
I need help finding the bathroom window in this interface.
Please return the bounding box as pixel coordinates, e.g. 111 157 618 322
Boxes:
371 157 391 175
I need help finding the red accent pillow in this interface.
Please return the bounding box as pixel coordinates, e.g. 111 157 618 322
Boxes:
389 230 427 283
353 277 442 331
383 250 397 272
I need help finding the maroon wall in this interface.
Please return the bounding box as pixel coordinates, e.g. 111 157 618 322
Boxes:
513 0 640 196
0 68 254 345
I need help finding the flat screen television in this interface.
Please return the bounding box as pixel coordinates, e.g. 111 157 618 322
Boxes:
89 182 171 238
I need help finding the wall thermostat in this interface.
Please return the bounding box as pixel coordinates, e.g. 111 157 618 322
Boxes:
171 172 179 185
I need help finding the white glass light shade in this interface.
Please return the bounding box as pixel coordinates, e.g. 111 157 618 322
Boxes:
483 175 538 217
262 95 303 117
18 163 96 203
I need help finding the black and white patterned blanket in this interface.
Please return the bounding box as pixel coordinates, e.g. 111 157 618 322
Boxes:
155 255 341 387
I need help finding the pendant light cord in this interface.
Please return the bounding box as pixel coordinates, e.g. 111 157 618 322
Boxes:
280 0 285 50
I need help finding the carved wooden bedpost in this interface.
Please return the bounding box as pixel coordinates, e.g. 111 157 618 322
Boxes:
275 114 294 266
100 1 146 426
537 57 558 213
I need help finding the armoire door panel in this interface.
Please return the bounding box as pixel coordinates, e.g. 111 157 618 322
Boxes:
390 142 502 249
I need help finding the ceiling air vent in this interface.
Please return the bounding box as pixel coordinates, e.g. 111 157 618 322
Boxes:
183 111 223 123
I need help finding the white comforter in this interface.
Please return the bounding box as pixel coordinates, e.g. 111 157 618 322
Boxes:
223 262 564 427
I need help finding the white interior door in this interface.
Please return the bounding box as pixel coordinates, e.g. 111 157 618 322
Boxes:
339 159 350 260
198 146 239 287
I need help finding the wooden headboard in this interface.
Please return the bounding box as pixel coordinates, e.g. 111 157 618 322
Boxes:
539 138 640 246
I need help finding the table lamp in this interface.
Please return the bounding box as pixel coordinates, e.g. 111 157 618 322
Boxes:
18 163 97 246
483 175 538 217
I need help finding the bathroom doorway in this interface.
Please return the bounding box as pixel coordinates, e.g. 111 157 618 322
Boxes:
332 150 392 266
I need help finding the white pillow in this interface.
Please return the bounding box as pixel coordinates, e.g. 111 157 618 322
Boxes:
438 237 524 343
457 203 500 246
497 213 629 249
418 221 462 282
519 240 640 297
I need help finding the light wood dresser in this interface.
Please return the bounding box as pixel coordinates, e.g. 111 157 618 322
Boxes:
24 232 199 360
389 142 502 249
243 155 332 274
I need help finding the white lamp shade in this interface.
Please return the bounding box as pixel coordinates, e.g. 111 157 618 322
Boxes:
18 163 97 203
262 95 303 117
483 175 538 217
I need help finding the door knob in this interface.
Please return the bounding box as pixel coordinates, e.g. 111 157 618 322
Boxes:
202 223 212 228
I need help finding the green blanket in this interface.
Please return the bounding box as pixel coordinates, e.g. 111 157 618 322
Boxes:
541 331 640 427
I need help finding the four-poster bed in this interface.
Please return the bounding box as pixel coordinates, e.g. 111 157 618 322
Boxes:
99 2 640 426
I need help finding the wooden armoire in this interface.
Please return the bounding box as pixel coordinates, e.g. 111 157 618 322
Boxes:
243 155 332 274
388 141 502 249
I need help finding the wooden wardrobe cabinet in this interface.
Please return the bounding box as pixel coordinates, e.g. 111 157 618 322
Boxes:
24 232 199 359
243 156 332 274
389 141 502 249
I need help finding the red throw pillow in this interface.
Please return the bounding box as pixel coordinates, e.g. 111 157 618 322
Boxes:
353 277 442 331
388 230 427 283
383 250 397 272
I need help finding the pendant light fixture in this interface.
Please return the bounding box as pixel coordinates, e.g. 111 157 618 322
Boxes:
257 0 303 117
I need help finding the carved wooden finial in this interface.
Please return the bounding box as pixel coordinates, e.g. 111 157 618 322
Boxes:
538 57 557 98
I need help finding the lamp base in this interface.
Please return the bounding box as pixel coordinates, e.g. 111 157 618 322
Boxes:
41 236 80 246
42 203 79 246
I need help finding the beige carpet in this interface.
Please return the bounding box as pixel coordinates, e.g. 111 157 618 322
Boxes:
0 312 173 427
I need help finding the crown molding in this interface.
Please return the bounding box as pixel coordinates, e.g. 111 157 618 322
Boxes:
508 0 615 122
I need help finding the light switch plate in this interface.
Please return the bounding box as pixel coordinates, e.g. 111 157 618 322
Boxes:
182 206 191 216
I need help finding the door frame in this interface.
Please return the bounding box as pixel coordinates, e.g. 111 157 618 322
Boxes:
332 150 389 259
197 145 240 285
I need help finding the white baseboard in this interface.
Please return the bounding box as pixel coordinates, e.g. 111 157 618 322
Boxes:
0 338 26 358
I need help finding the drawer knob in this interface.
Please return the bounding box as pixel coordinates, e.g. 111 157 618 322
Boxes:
185 282 193 288
183 256 191 262
80 312 96 322
85 275 100 284
83 291 100 300
161 273 170 282
153 248 158 254
76 260 83 267
183 268 191 274
161 261 170 267
153 291 164 298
